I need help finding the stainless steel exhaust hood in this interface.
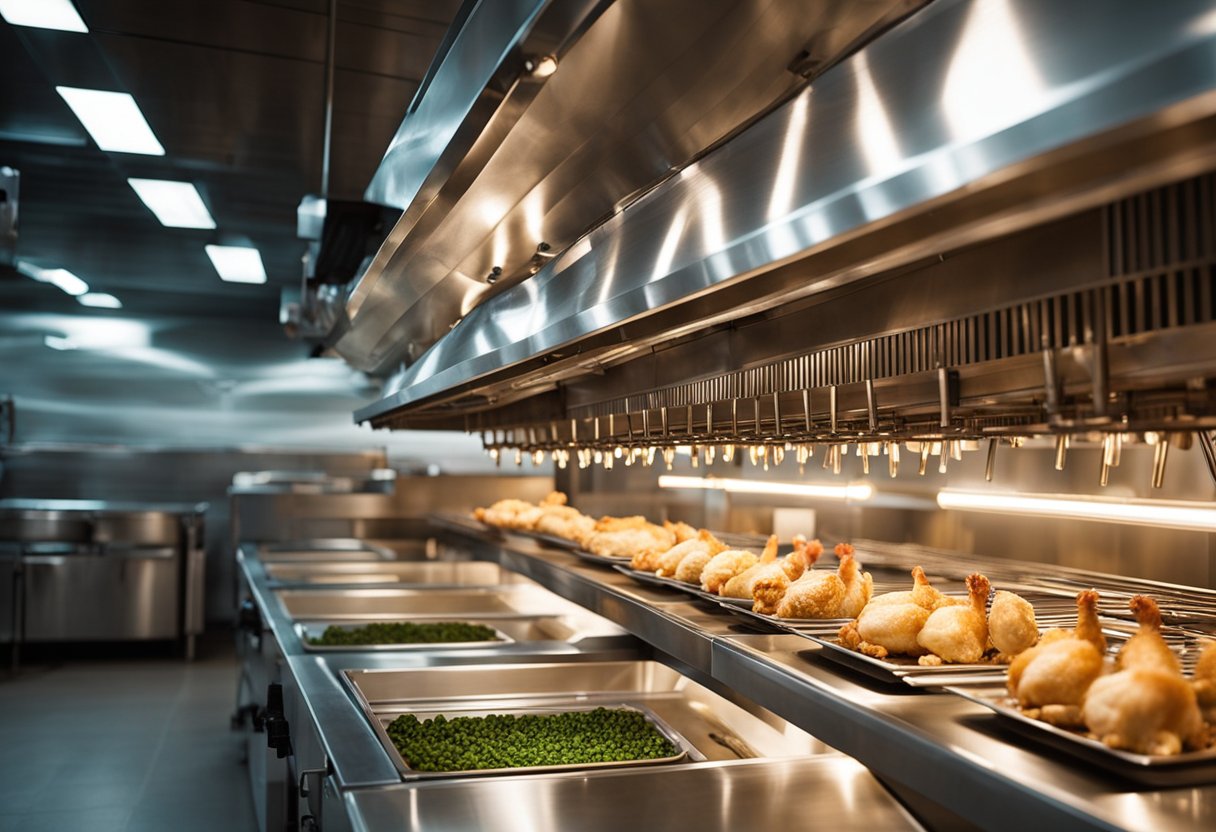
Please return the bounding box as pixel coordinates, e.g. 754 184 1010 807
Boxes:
332 0 927 374
352 0 1216 440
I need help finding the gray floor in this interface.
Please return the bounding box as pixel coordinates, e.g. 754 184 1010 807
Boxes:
0 638 256 832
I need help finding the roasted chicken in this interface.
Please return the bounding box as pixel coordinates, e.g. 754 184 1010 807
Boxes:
1081 595 1204 755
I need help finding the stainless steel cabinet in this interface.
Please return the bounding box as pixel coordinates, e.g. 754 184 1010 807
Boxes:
21 548 179 641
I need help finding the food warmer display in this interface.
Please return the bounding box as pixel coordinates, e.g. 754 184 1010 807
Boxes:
238 1 1216 830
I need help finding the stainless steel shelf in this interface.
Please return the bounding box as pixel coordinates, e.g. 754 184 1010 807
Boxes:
433 514 1216 832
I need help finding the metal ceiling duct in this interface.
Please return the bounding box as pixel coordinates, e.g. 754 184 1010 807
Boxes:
354 0 1216 431
331 0 927 374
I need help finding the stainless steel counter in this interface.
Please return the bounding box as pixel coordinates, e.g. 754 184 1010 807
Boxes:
432 514 1216 832
343 756 923 832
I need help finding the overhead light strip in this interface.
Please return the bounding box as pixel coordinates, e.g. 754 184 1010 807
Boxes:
0 0 87 32
205 244 266 284
77 292 122 309
127 179 215 229
16 261 89 296
659 475 873 501
936 489 1216 533
56 87 164 155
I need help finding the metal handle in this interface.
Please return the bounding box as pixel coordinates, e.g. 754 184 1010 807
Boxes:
21 555 67 566
299 765 328 798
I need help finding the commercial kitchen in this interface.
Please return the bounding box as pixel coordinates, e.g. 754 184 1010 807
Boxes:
3 1 1216 830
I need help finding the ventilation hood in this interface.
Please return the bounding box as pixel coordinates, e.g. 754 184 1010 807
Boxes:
330 0 928 374
347 0 1216 439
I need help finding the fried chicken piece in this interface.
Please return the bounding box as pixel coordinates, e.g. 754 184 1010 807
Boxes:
583 515 677 559
852 601 930 657
776 547 868 619
916 573 990 664
722 536 783 599
750 537 822 614
473 498 544 530
1082 596 1204 756
666 521 698 544
835 545 873 619
674 548 714 584
534 504 596 544
1117 595 1179 673
1008 590 1104 709
988 590 1038 658
1193 641 1216 721
648 530 726 576
867 566 959 611
701 548 759 595
840 566 954 657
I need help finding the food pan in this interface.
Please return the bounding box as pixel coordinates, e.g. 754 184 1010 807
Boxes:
264 560 508 588
295 619 515 652
364 701 693 779
342 660 826 779
947 683 1216 786
274 587 550 621
257 539 396 562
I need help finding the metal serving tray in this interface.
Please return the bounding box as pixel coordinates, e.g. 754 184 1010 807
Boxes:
365 701 693 779
946 683 1216 786
264 560 508 587
342 660 827 781
274 587 553 621
570 548 633 566
502 528 584 551
811 614 1208 688
612 564 701 594
294 620 516 652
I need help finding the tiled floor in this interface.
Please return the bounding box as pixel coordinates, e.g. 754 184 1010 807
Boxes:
0 636 256 832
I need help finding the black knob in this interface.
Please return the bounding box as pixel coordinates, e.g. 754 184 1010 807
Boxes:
264 683 293 759
237 599 261 633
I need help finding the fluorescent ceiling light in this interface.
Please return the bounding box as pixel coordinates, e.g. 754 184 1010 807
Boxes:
0 0 87 32
936 490 1216 533
56 87 164 155
127 178 215 229
17 261 89 296
77 292 122 309
659 475 873 501
205 245 266 284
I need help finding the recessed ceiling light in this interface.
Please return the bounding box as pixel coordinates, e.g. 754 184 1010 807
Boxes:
205 244 266 284
78 292 122 309
0 0 87 32
55 87 164 155
16 260 89 295
127 178 215 229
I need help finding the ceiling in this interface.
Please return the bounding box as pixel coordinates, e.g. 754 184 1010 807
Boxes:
0 0 492 459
